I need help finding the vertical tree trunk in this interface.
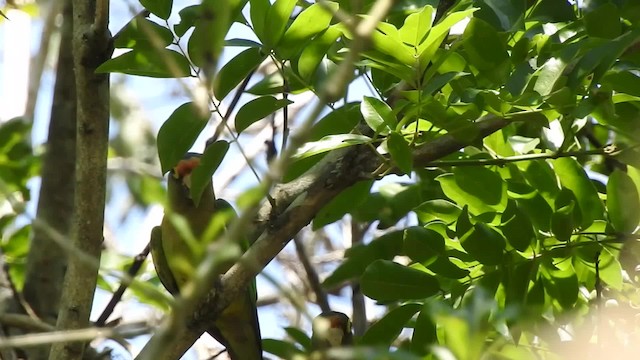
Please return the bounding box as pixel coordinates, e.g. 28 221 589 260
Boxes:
22 1 76 359
48 0 111 359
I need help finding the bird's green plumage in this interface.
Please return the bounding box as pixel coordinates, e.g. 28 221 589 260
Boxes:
150 154 262 360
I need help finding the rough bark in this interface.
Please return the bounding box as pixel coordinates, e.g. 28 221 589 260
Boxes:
48 0 111 359
22 2 75 358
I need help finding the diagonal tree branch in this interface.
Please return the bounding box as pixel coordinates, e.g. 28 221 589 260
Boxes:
215 115 511 322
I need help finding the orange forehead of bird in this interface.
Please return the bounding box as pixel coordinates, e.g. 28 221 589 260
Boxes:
174 157 201 178
329 316 344 329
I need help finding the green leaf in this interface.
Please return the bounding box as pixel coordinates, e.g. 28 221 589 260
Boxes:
214 47 267 99
225 38 263 47
96 49 191 78
403 227 445 264
387 132 413 174
417 7 477 73
411 303 437 355
264 0 297 48
284 327 312 351
603 71 640 97
475 0 525 31
414 199 462 225
456 205 473 237
427 257 470 279
293 134 371 160
534 57 570 96
437 167 507 215
235 96 293 134
516 193 553 232
361 260 440 302
361 96 396 134
323 231 404 287
313 180 373 229
500 200 534 251
585 3 621 39
599 248 623 290
398 6 433 47
607 169 640 233
262 338 304 359
249 0 270 42
570 28 640 87
360 303 422 345
190 140 229 206
552 157 604 229
298 25 342 81
157 102 210 174
246 65 309 95
277 2 337 59
140 0 172 20
504 259 535 308
113 18 173 49
367 21 415 66
174 5 200 37
462 17 509 82
308 103 361 141
460 223 506 265
542 262 578 309
551 201 575 242
530 0 575 22
522 160 559 202
188 0 234 69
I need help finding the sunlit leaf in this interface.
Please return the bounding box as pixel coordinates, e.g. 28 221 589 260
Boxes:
190 140 230 206
277 2 337 59
361 260 440 301
360 303 422 345
96 49 191 78
235 96 293 134
140 0 173 20
157 102 210 174
607 169 640 233
361 96 396 134
293 134 371 160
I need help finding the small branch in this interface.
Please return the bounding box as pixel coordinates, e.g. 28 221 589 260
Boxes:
210 70 256 143
425 145 623 168
4 264 39 323
95 244 151 327
0 322 150 350
0 315 55 333
350 221 369 337
293 236 330 312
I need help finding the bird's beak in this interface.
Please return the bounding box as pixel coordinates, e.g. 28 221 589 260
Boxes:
314 317 345 347
171 167 193 199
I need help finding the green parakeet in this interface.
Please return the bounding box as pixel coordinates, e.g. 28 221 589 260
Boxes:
150 153 262 359
311 311 353 350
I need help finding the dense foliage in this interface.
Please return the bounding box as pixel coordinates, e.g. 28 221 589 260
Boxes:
4 0 640 359
90 0 640 358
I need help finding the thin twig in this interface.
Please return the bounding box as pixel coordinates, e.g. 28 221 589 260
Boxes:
350 220 369 337
210 70 256 143
293 235 330 312
0 322 151 349
95 244 151 327
0 314 55 333
425 145 624 168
